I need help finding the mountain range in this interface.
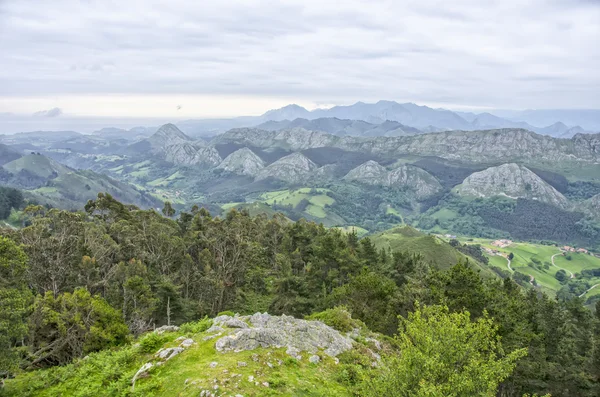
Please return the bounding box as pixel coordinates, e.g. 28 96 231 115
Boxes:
174 101 597 138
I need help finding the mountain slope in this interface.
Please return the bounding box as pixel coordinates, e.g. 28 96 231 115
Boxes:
256 117 423 137
147 123 193 149
343 161 442 199
371 225 493 275
217 147 265 176
0 143 22 166
2 153 72 182
256 152 318 183
214 128 600 165
578 194 600 220
456 163 569 208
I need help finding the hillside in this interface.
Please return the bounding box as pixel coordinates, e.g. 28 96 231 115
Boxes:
343 161 442 199
370 225 494 276
214 128 600 165
4 313 374 397
1 153 159 209
456 163 569 208
0 144 22 166
1 196 598 397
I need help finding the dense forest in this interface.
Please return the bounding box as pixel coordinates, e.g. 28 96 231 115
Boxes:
0 187 23 220
1 193 599 396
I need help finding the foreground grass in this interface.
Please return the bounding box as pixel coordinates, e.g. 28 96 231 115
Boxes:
3 324 355 397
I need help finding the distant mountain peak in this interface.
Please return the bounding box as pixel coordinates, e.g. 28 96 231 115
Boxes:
148 123 192 148
262 104 310 122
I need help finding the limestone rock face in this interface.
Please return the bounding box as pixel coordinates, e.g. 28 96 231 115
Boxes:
217 148 265 176
343 160 442 199
148 123 192 150
213 128 600 164
213 313 353 357
256 153 318 183
457 163 569 208
163 142 222 167
578 194 600 220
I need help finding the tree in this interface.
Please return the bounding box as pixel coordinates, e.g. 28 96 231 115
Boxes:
508 252 514 261
0 237 31 373
361 305 527 397
162 201 176 218
28 288 129 367
555 269 568 283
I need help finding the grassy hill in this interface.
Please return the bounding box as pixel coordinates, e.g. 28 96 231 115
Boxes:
1 154 160 210
3 154 71 179
3 315 376 397
371 226 494 277
29 170 160 210
0 143 22 166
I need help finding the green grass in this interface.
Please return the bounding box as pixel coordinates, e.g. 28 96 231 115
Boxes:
333 226 369 237
553 252 600 275
254 188 343 224
4 322 358 396
459 238 600 296
371 226 490 273
430 208 458 222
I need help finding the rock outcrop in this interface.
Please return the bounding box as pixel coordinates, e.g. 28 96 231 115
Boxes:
256 152 318 183
147 123 193 150
343 160 442 198
211 313 353 358
163 142 222 167
217 148 265 176
457 163 569 208
213 128 600 164
578 194 600 220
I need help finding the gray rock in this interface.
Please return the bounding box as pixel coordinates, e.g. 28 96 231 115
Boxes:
131 362 152 390
209 361 218 368
215 313 353 357
457 163 569 208
154 325 179 334
255 152 318 183
237 361 247 367
156 347 183 360
309 355 320 364
222 318 249 329
179 338 194 348
343 160 442 199
217 147 265 176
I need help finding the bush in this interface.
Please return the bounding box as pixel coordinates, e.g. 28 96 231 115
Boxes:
305 306 363 333
28 288 129 367
216 310 235 317
179 317 212 334
138 332 171 354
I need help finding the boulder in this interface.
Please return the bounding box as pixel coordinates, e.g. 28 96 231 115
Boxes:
213 313 353 357
155 325 180 334
156 347 184 360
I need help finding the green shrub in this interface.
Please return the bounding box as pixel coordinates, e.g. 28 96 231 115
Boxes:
179 317 212 334
138 332 171 353
305 306 363 333
217 310 235 317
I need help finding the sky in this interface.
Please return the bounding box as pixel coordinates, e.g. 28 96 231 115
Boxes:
0 0 599 121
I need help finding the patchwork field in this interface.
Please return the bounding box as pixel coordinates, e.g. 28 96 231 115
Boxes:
455 237 600 298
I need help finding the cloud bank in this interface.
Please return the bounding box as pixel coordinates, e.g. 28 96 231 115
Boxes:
0 0 599 116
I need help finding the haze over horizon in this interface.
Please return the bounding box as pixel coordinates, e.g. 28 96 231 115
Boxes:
1 0 599 123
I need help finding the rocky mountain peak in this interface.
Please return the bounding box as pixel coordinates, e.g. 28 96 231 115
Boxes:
148 123 193 149
217 147 265 176
344 161 442 199
256 152 317 183
457 163 569 208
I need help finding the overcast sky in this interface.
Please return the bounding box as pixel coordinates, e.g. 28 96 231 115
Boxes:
0 0 599 119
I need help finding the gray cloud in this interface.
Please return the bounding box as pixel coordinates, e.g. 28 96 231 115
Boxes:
32 107 63 117
0 0 599 111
